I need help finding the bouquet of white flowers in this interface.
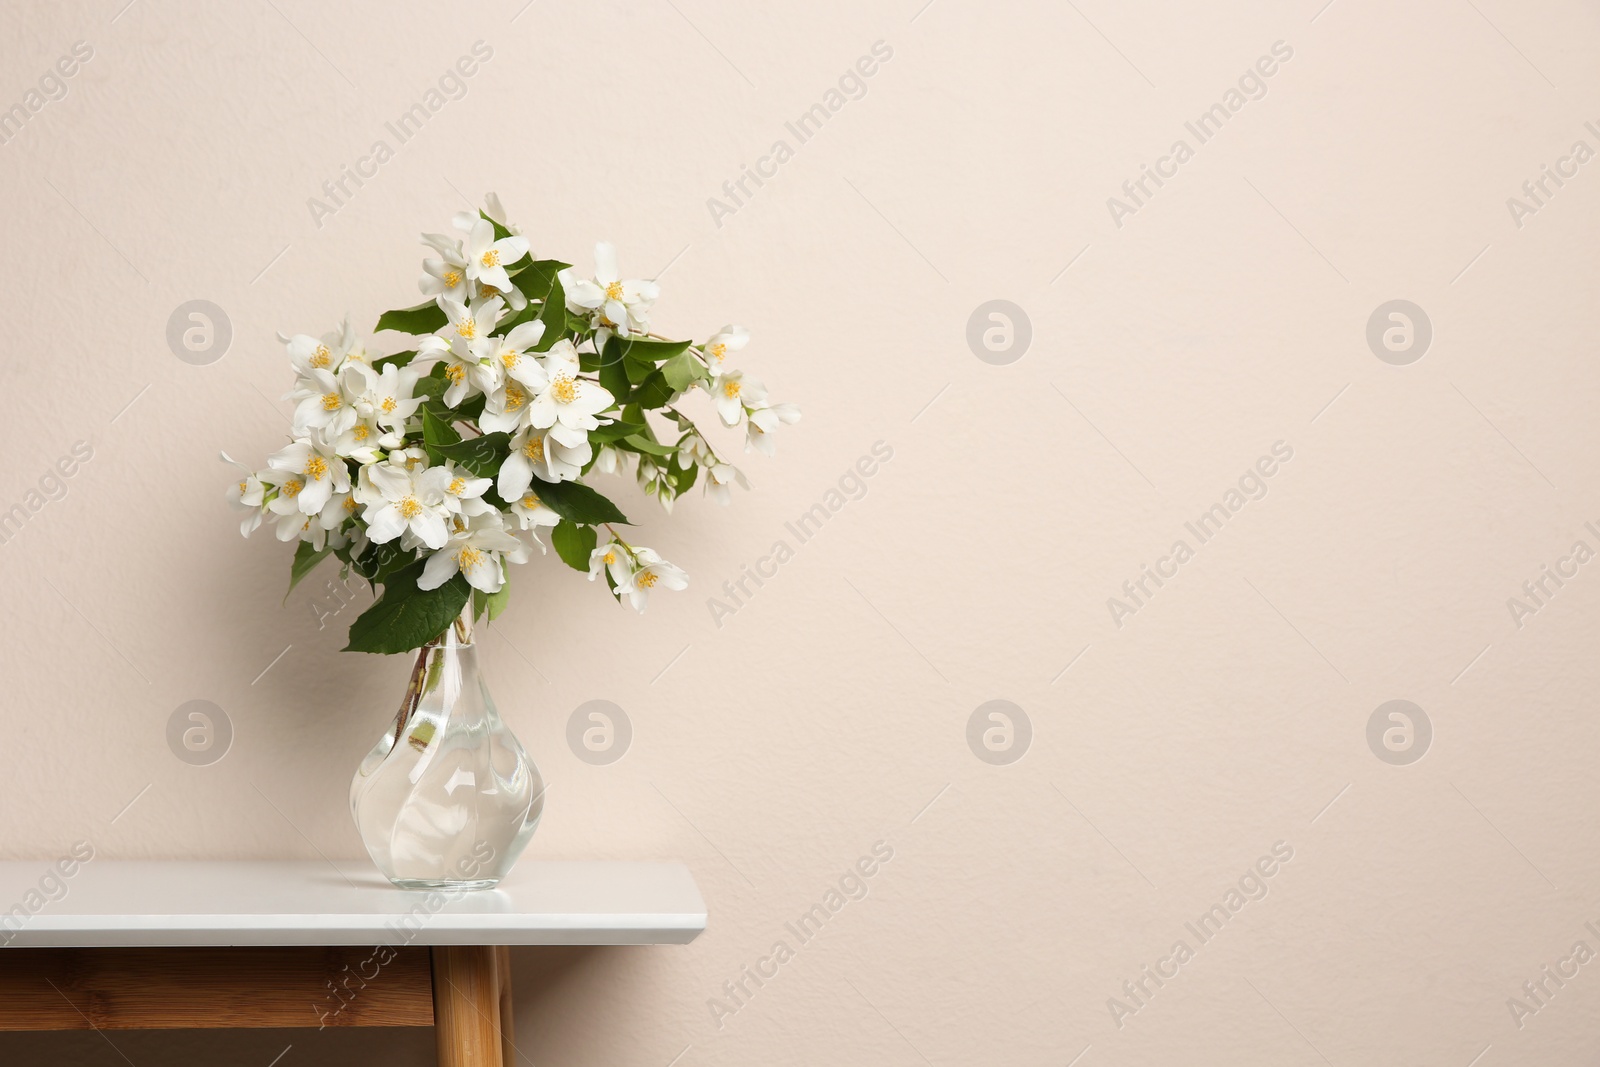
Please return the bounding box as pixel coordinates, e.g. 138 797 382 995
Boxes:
226 193 798 655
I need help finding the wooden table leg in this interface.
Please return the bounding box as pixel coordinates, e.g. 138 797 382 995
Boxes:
495 946 515 1066
431 946 503 1067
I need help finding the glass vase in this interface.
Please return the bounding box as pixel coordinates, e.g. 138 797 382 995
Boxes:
350 603 543 890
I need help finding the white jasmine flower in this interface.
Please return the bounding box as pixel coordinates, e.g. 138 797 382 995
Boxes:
362 461 453 550
319 489 360 533
702 325 748 367
526 353 614 442
287 366 360 438
499 426 590 497
341 328 375 369
482 192 519 235
744 401 801 456
439 463 495 518
587 540 632 585
560 242 659 335
477 321 550 433
420 232 471 303
464 218 529 294
285 323 353 378
417 512 528 594
221 451 270 536
509 487 560 534
677 431 716 470
705 462 749 505
419 295 505 406
709 368 766 427
329 417 386 462
618 547 687 612
267 434 350 516
267 479 311 541
543 337 583 371
226 474 268 536
345 361 427 436
592 443 628 475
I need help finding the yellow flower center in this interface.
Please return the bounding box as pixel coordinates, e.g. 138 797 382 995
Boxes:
604 281 624 301
505 383 525 410
457 545 484 569
443 269 462 288
311 345 331 368
551 377 577 404
381 396 397 414
637 570 659 589
709 342 726 362
523 436 544 461
480 250 499 267
321 392 342 410
448 477 466 495
520 493 540 509
481 284 500 298
501 350 519 368
602 551 616 565
457 317 477 340
237 480 248 494
352 424 370 440
445 364 467 383
723 380 741 399
343 497 357 512
281 478 304 498
398 496 422 518
304 455 328 480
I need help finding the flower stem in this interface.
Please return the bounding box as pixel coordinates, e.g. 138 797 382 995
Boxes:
392 645 430 749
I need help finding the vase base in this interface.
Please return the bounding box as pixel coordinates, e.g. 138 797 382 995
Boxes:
388 877 501 892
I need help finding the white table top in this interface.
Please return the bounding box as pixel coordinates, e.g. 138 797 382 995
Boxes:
0 861 706 948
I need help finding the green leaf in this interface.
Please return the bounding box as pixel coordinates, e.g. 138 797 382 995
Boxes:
285 541 332 602
606 336 692 365
629 370 677 410
603 336 690 386
589 419 645 444
354 541 417 584
344 565 471 655
661 350 707 392
422 405 462 451
373 349 418 369
497 261 569 351
536 480 631 525
625 353 654 384
431 432 512 478
622 433 676 457
485 579 511 621
471 582 510 622
551 521 597 572
598 352 631 401
533 271 569 348
375 300 447 336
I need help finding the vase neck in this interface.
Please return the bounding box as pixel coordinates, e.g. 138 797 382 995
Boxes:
433 601 476 649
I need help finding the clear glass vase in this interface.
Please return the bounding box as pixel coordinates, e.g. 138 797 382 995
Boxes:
350 603 543 890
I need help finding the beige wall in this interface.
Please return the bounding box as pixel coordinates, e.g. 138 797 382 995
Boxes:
4 0 1600 1062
